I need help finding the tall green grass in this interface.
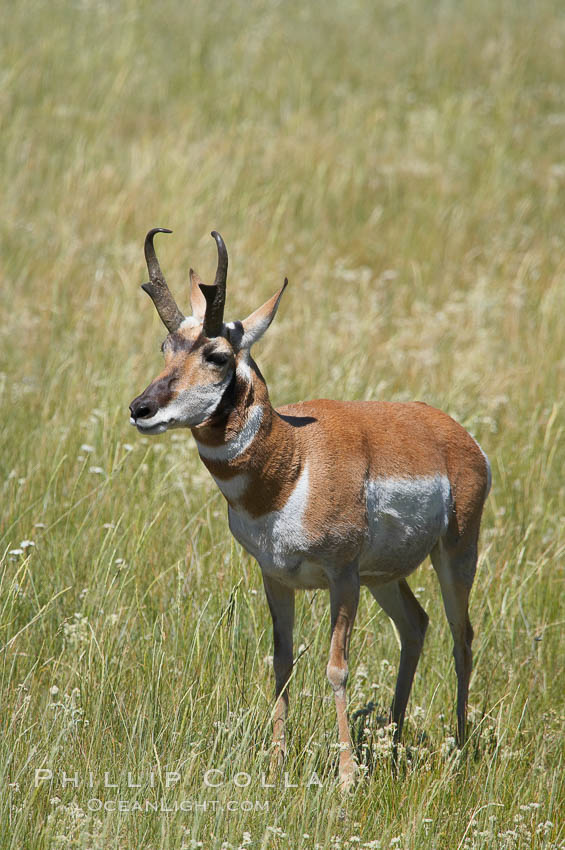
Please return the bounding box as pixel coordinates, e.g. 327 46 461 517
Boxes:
1 0 564 847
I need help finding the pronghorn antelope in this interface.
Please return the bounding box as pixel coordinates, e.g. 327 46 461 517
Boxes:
129 229 491 788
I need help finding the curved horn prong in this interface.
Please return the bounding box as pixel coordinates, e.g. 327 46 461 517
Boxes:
141 228 185 333
201 231 228 337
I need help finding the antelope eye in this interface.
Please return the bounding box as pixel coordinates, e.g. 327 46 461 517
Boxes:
204 347 230 367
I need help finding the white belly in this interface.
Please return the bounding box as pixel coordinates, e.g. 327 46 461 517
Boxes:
227 468 452 589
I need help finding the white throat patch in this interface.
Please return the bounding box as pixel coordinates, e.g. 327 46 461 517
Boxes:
195 405 263 462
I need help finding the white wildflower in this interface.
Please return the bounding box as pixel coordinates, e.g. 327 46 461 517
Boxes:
356 664 368 680
440 736 457 758
63 613 89 649
48 687 87 730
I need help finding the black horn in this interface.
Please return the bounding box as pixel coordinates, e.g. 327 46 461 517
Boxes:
200 231 228 337
141 228 185 333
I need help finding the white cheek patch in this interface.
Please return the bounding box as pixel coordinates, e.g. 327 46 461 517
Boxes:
228 464 310 569
133 379 231 431
195 405 263 461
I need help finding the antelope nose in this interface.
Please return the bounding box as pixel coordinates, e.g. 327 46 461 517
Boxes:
130 397 158 420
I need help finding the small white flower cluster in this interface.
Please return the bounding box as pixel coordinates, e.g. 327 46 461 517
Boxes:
201 837 254 850
266 825 287 837
327 835 383 850
212 708 248 735
439 735 458 760
461 804 560 850
355 719 403 769
7 469 27 486
8 539 35 558
77 444 94 462
410 704 426 721
48 686 87 731
62 613 90 650
46 798 103 849
467 706 499 753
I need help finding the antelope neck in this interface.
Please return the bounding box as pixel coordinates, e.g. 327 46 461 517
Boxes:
191 361 302 513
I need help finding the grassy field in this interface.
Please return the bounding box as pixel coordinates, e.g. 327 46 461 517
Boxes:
1 0 564 847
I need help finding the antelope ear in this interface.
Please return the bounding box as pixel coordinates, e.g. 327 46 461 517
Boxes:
235 280 288 351
189 269 207 322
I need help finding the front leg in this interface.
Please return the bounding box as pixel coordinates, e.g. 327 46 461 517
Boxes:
327 561 360 791
262 574 295 776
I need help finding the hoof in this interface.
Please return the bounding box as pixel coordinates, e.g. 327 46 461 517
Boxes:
268 742 286 783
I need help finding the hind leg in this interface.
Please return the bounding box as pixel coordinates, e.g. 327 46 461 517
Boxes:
366 578 429 744
430 538 477 746
327 561 360 790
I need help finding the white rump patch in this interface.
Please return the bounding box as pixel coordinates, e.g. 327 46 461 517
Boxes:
195 405 263 461
473 438 492 496
362 474 452 576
